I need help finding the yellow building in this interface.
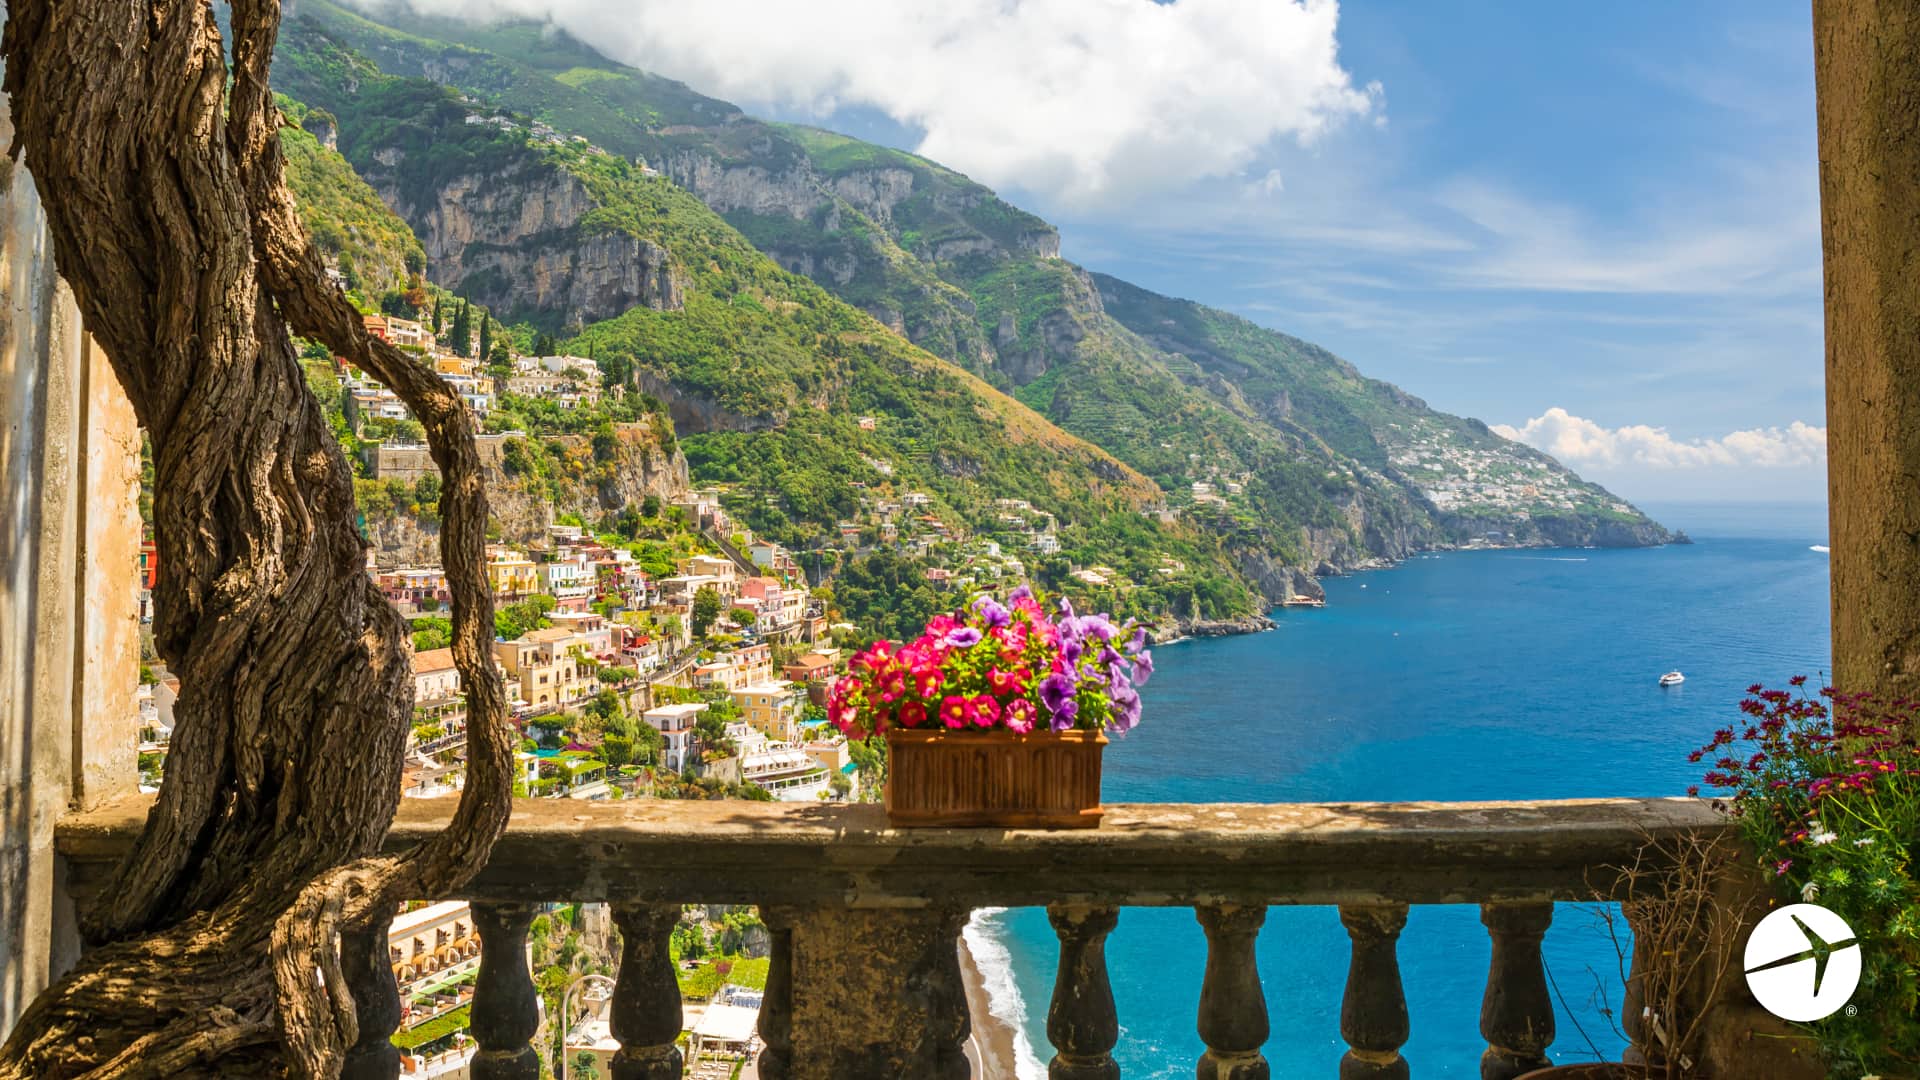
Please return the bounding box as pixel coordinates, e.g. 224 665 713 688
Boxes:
487 552 540 598
731 681 808 743
493 628 593 710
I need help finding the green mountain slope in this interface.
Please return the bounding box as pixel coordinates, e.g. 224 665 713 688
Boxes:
275 0 1673 612
272 15 1263 625
278 95 425 301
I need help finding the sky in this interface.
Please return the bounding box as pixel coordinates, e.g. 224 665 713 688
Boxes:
372 0 1830 504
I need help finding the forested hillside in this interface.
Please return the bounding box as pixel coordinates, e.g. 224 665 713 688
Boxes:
273 13 1265 626
272 0 1673 627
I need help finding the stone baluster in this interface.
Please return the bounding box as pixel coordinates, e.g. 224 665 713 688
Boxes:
470 901 542 1080
610 902 683 1080
1195 903 1270 1080
1046 903 1120 1080
756 905 797 1080
340 900 401 1080
1337 903 1410 1080
1479 902 1555 1080
779 905 970 1079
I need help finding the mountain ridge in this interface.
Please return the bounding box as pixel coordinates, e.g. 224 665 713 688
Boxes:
273 1 1674 625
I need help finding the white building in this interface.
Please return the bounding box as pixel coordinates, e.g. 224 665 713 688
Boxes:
643 702 709 773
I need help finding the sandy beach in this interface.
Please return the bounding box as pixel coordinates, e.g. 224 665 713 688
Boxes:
959 933 1025 1080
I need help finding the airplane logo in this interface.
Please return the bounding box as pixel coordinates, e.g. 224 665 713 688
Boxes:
1744 903 1862 1022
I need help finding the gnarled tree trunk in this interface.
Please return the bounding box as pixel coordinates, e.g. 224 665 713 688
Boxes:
0 0 513 1075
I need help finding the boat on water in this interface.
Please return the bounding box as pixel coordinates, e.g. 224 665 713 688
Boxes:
1282 594 1327 608
1659 671 1685 687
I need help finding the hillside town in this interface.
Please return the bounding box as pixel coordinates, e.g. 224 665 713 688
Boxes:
1384 418 1639 520
131 309 875 1077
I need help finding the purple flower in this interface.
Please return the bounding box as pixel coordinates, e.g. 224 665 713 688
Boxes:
1108 683 1141 735
972 596 1012 629
1058 596 1077 621
1060 636 1084 664
1078 614 1118 643
1099 646 1125 669
1009 584 1034 604
1039 671 1078 717
943 626 983 649
1131 650 1153 685
1049 699 1079 732
1126 627 1148 655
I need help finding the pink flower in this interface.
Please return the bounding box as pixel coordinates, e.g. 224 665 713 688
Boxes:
971 695 1000 728
1004 699 1036 734
899 701 929 728
988 668 1021 695
940 695 969 730
915 671 943 699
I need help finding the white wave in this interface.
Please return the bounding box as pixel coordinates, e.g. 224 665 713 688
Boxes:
1515 557 1588 562
1810 545 1830 554
963 908 1050 1080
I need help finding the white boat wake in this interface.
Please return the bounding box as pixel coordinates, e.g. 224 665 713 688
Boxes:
963 908 1049 1080
1811 545 1830 554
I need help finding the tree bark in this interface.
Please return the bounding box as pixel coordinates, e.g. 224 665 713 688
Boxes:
1814 0 1920 701
0 0 513 1075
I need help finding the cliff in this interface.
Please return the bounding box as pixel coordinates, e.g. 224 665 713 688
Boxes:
365 421 690 563
364 144 682 328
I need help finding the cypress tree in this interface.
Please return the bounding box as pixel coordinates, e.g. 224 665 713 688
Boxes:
450 299 471 357
431 295 443 332
477 312 493 364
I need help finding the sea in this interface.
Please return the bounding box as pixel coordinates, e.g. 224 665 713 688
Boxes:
964 500 1834 1078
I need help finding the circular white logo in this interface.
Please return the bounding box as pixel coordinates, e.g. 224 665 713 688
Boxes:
1743 903 1862 1022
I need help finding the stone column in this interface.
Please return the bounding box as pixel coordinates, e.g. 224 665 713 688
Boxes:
1478 903 1553 1080
781 905 970 1079
608 902 682 1080
1046 903 1120 1080
1195 903 1270 1080
470 902 542 1080
340 900 402 1080
756 905 797 1080
1338 903 1410 1080
1815 0 1920 699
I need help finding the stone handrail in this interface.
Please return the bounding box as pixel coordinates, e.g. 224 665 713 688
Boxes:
55 797 1736 1079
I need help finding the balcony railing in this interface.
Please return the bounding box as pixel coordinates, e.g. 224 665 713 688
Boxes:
55 796 1732 1079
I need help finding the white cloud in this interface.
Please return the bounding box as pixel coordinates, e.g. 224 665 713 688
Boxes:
351 0 1380 207
1492 407 1826 469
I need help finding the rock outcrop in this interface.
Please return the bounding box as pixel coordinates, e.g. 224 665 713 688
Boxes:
375 160 681 326
366 420 690 563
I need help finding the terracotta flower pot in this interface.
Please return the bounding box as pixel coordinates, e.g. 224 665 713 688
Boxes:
1515 1065 1652 1080
884 727 1106 828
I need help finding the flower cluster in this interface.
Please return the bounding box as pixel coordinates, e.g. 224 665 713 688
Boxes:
1692 679 1920 1073
1689 678 1920 812
825 587 1152 739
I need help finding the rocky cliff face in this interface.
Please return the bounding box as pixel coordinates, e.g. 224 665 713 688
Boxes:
374 159 681 327
367 421 690 562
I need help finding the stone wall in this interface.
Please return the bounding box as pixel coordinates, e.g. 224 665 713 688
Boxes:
0 81 142 1038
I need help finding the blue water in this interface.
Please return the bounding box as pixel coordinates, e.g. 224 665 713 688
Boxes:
980 501 1832 1078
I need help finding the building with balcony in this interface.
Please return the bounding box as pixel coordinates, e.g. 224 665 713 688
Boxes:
642 702 709 773
485 551 540 600
493 628 594 711
715 724 830 802
731 682 808 743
